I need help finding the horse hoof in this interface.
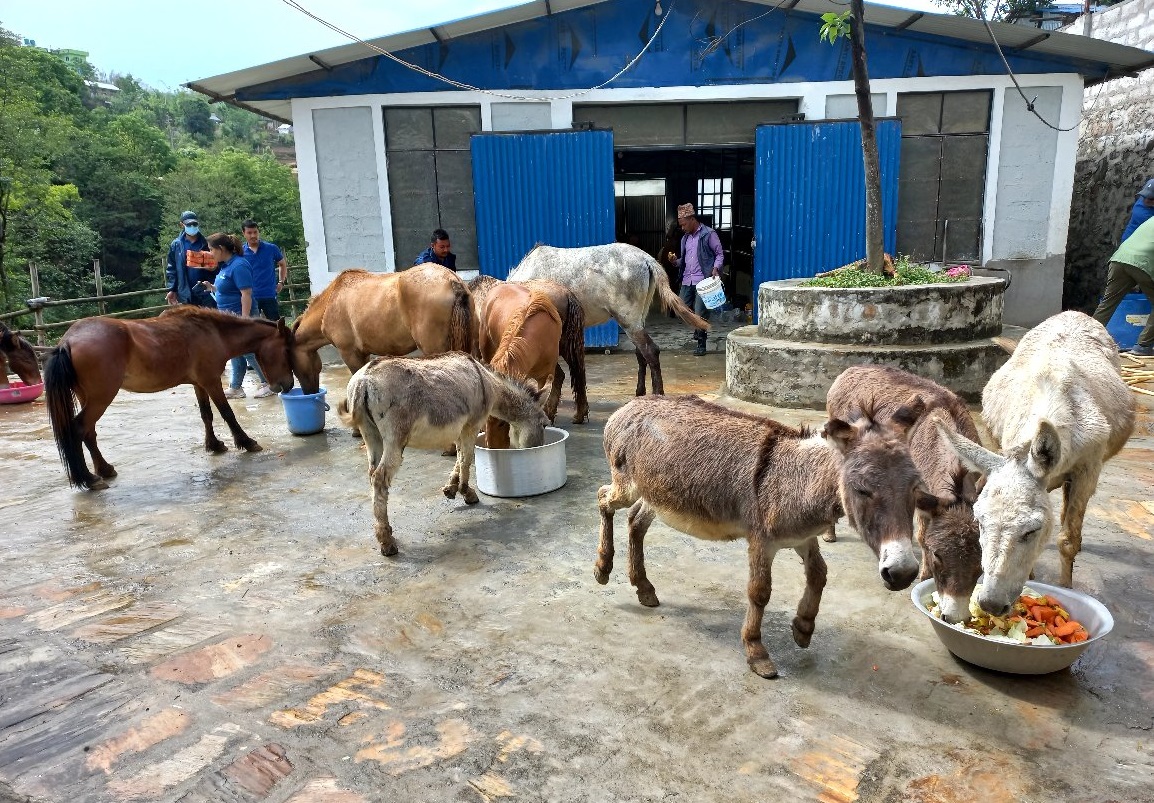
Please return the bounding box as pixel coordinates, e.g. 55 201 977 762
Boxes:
791 617 815 649
637 589 660 608
98 466 118 479
380 543 399 557
749 657 779 679
441 448 457 457
85 478 109 491
593 566 610 585
242 442 263 453
207 442 228 454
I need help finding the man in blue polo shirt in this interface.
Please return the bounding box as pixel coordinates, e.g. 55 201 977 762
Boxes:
1121 178 1154 243
414 229 457 270
241 219 288 320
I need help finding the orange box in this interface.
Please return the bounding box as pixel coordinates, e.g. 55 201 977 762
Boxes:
186 250 217 268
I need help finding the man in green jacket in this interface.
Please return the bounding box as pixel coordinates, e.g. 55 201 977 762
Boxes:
1092 216 1154 356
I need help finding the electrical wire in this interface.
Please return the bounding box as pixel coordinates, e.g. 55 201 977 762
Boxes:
279 0 675 102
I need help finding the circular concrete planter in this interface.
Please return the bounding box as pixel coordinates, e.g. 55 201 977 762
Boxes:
758 276 1004 346
726 276 1015 408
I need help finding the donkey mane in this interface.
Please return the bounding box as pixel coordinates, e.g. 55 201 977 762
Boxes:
490 289 560 375
673 394 816 439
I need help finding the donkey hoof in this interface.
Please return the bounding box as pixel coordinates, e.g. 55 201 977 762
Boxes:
821 529 837 543
791 617 815 649
380 542 399 557
636 589 660 608
441 447 457 457
593 566 610 585
442 485 458 499
463 490 479 505
748 656 779 679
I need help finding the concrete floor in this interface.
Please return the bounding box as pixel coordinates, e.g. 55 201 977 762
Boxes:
2 328 1153 803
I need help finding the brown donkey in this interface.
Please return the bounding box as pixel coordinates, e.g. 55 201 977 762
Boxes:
827 366 983 622
595 395 935 678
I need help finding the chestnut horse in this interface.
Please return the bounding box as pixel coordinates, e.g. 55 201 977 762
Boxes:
45 307 295 490
291 266 475 395
469 274 588 424
0 322 41 388
479 284 563 448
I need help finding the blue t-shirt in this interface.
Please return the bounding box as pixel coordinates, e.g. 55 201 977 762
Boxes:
1121 197 1154 243
214 255 254 314
242 239 284 299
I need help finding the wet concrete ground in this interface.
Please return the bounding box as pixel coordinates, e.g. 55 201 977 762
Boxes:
2 321 1153 803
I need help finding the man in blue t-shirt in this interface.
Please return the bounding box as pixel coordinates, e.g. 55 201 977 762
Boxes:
1121 178 1154 243
241 219 288 319
414 228 457 270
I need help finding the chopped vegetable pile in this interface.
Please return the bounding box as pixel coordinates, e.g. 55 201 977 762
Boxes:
926 584 1090 646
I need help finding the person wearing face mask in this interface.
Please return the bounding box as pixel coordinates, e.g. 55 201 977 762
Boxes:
165 211 217 308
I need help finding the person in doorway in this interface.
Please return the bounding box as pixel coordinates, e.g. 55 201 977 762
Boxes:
667 203 724 356
1120 178 1154 243
241 219 289 320
165 211 216 308
1092 216 1154 356
206 233 274 398
414 228 457 269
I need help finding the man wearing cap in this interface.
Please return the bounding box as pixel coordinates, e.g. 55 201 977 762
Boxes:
165 211 216 308
1120 178 1154 243
1092 216 1154 356
667 203 724 356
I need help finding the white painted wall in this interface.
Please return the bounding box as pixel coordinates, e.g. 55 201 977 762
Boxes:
291 72 1085 327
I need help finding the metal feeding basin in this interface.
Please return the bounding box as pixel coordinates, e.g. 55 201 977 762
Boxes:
911 578 1114 675
473 426 569 498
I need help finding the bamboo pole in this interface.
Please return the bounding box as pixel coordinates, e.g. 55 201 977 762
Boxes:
94 259 106 315
28 262 45 347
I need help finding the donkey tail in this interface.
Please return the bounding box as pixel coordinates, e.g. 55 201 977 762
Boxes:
45 346 87 488
448 281 477 357
991 336 1018 355
647 254 710 331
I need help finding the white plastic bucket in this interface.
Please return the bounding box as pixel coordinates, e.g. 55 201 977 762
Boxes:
696 277 726 310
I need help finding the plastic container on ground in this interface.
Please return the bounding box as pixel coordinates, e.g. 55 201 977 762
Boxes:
279 387 329 435
0 380 43 404
696 276 726 310
473 426 568 497
1105 292 1151 351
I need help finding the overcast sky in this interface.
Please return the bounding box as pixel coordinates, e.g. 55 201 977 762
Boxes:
2 0 945 91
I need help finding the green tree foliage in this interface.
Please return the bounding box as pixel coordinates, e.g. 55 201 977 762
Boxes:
0 24 302 317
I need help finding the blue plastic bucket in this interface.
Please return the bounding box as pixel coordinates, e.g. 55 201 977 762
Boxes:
1106 293 1151 351
696 277 727 310
279 387 329 436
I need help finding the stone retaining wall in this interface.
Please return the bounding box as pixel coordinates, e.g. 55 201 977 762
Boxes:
1062 0 1154 312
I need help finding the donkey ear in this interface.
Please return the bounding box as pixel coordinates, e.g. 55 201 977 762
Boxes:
1027 420 1062 478
915 487 946 513
888 394 927 439
961 470 983 504
822 418 858 454
936 420 1005 475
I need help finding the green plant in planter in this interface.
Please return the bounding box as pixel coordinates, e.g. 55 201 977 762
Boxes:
803 257 972 288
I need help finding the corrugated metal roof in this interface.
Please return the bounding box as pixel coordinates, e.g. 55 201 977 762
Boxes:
187 0 1154 123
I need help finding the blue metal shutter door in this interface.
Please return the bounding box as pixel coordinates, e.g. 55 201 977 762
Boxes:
752 119 902 298
471 130 619 348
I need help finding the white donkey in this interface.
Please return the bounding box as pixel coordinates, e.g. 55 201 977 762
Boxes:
508 243 709 396
939 311 1135 616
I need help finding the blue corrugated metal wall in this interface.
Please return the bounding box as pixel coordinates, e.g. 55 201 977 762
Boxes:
753 119 902 296
471 130 619 348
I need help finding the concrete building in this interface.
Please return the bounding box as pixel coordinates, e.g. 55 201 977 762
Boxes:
191 0 1153 327
1062 0 1154 312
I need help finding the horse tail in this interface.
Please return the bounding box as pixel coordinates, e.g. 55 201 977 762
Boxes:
45 345 87 488
448 281 476 356
560 289 585 368
648 253 710 331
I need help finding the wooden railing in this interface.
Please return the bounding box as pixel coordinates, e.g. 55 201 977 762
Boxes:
1 260 311 347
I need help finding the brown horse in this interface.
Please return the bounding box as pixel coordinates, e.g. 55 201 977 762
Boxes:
45 307 295 490
0 321 41 388
469 274 588 424
479 284 563 448
291 266 475 395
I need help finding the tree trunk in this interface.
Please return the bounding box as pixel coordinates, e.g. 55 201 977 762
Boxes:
850 0 886 276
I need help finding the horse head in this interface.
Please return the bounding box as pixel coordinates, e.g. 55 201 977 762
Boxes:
938 420 1059 617
288 316 322 394
0 322 42 385
823 399 938 592
255 318 296 394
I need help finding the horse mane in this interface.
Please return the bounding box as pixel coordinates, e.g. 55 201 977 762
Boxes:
161 306 277 329
490 289 560 375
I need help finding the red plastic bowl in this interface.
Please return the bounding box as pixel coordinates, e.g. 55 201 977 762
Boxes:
0 380 44 404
